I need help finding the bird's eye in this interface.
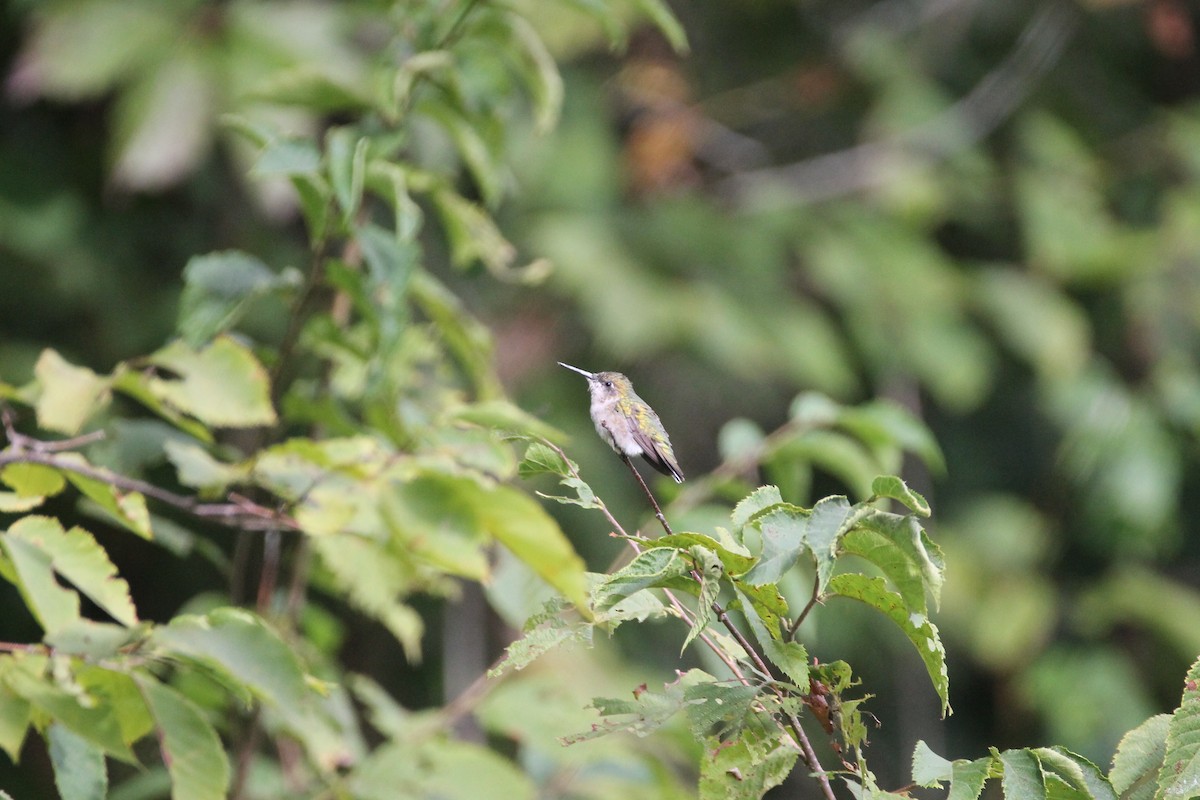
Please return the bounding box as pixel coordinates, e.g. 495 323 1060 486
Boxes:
603 381 613 388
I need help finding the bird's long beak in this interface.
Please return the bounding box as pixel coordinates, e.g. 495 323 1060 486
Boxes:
557 362 595 380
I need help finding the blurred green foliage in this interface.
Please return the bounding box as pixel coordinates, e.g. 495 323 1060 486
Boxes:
0 0 1199 798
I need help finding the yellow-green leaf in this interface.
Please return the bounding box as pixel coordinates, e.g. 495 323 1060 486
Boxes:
34 350 110 435
144 337 276 428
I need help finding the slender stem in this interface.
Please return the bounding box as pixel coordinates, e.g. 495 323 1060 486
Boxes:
620 454 674 536
788 577 823 641
0 447 297 532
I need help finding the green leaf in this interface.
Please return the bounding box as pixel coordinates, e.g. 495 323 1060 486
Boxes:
1110 714 1170 800
34 349 110 435
1159 657 1200 800
136 676 230 800
743 495 865 588
425 104 504 208
838 509 944 614
63 467 152 539
45 620 142 660
655 532 754 576
593 547 690 610
731 485 783 532
144 337 276 428
1034 747 1115 800
478 484 591 615
0 680 31 762
150 608 349 769
0 492 46 512
1 463 67 498
110 368 213 443
504 12 563 134
734 586 809 689
3 658 135 762
682 680 762 740
449 402 566 443
827 573 950 715
1 516 138 631
431 189 519 276
838 401 946 475
870 475 931 516
48 722 107 800
519 441 572 477
699 727 798 800
912 739 955 786
245 66 371 112
563 669 710 744
1000 749 1046 800
311 536 424 661
178 251 300 346
163 440 247 495
681 546 721 654
251 137 322 176
490 604 593 676
327 127 368 223
912 743 994 800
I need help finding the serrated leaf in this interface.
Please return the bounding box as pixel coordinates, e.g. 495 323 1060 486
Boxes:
4 660 135 762
1159 657 1200 800
1034 747 1115 800
563 669 709 744
48 722 107 800
592 548 690 610
699 727 799 800
655 532 754 575
2 516 138 631
1 463 67 498
150 608 348 769
110 368 213 443
490 613 593 676
681 547 722 654
144 337 276 428
1110 714 1170 800
683 680 762 740
34 349 110 435
136 676 230 800
870 475 931 516
743 495 864 588
734 586 808 689
913 740 956 787
731 485 783 532
1000 749 1046 800
827 573 950 715
62 464 152 539
311 536 424 661
0 492 46 512
839 509 944 614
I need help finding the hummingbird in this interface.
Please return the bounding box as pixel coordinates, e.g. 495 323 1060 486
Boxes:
558 362 684 483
